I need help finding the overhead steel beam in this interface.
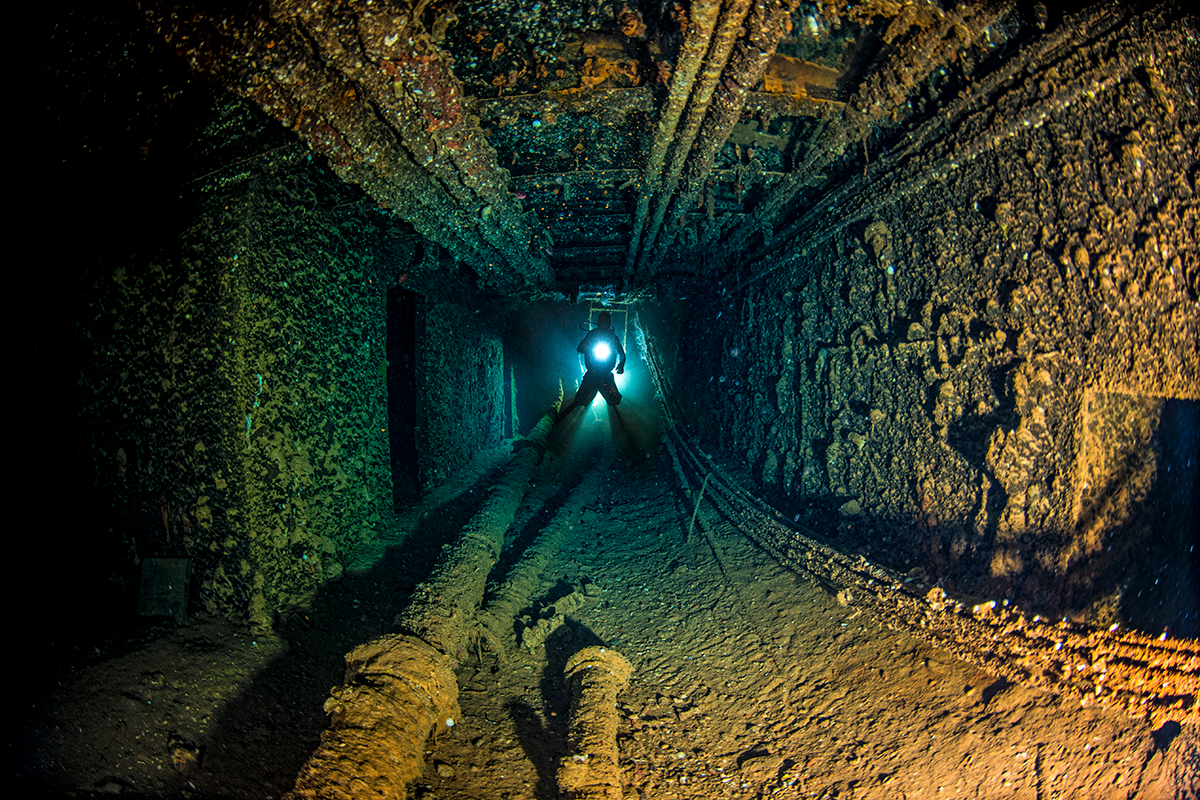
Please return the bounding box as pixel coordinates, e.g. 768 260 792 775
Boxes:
139 0 552 293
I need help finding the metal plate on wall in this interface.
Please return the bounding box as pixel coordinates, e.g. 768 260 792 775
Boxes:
138 558 191 624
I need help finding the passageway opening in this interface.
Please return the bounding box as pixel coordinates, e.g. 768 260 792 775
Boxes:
1120 398 1199 638
502 299 669 470
503 301 658 430
387 285 423 505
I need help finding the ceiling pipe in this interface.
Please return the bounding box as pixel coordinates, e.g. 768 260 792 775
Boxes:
726 2 1144 292
632 0 754 279
139 0 552 293
710 3 1012 270
624 0 726 282
642 0 796 277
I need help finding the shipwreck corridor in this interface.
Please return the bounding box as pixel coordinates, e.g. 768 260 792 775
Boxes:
15 0 1200 798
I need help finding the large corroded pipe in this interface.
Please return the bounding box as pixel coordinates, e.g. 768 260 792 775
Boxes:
396 413 554 658
288 635 459 799
477 465 604 654
557 647 633 800
288 415 554 799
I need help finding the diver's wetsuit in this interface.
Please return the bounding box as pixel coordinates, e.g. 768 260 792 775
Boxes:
563 325 626 414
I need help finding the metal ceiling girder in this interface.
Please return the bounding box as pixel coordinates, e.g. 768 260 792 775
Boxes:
641 0 797 278
728 3 1145 294
626 0 797 285
629 0 753 280
140 0 552 293
624 0 727 281
709 2 1013 275
140 3 472 256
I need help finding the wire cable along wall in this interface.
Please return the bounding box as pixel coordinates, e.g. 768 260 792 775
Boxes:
637 314 1199 728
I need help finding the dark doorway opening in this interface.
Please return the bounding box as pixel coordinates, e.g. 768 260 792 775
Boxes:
1122 398 1199 638
387 286 423 505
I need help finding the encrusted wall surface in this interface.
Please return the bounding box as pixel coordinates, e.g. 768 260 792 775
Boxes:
417 302 507 489
674 19 1198 624
78 129 416 628
77 145 511 630
211 167 404 629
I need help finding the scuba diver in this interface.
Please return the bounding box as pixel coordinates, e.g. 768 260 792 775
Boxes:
556 310 626 422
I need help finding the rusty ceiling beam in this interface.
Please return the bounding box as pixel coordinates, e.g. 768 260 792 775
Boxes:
639 0 797 279
627 0 753 281
139 0 552 294
725 1 1159 300
623 0 726 282
710 2 1012 272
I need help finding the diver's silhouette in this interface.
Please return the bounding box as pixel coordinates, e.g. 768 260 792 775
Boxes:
556 311 625 422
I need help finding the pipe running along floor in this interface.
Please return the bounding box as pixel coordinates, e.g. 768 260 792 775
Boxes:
16 417 1198 799
425 419 1195 799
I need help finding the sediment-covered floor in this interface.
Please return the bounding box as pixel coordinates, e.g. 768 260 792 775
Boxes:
16 419 1197 799
429 421 1196 799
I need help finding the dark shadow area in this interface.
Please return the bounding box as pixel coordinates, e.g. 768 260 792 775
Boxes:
387 285 424 505
1120 399 1199 638
16 0 418 690
14 456 499 797
945 371 1019 474
1151 720 1182 754
380 465 506 595
485 619 610 800
980 678 1012 708
504 698 561 800
15 1 221 687
736 747 774 769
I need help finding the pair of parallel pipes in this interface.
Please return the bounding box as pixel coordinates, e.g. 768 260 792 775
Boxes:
640 315 1200 728
286 415 632 799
